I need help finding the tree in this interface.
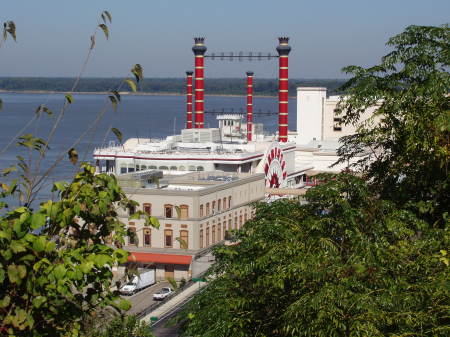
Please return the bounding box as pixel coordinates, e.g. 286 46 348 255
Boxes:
0 12 152 336
85 315 153 337
335 24 449 225
180 24 450 337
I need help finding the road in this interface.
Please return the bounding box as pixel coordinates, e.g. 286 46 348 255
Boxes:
122 281 170 316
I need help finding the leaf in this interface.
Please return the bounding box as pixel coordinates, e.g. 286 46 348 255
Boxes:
131 64 143 83
65 94 74 104
111 127 123 144
53 264 66 280
30 212 46 230
150 216 160 229
113 299 131 311
7 265 21 284
176 237 188 249
32 236 46 253
68 148 78 165
90 35 95 50
111 90 121 102
32 296 46 308
109 95 118 111
175 205 181 219
124 78 137 92
80 261 94 274
98 24 109 40
2 166 17 176
103 10 112 23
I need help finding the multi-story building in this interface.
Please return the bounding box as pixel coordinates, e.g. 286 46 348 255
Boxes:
117 170 265 281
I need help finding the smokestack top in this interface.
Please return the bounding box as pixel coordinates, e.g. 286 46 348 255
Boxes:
246 71 254 76
186 71 193 76
277 37 291 56
192 37 207 55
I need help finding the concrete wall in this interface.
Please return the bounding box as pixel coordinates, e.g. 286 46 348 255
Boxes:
296 87 327 144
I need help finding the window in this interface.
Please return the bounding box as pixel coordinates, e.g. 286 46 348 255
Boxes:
165 204 173 218
196 166 204 171
179 166 185 171
218 199 221 211
170 166 177 171
244 212 247 223
333 117 342 131
223 223 227 239
228 196 232 208
206 203 210 216
239 215 242 228
164 229 173 247
206 227 210 246
200 229 204 249
135 165 140 171
143 203 152 215
188 165 196 171
128 225 136 245
228 219 232 230
141 165 147 170
212 225 216 244
159 166 169 170
223 197 227 209
120 166 127 174
180 205 189 219
149 165 157 169
180 230 189 249
129 205 136 216
212 201 216 212
200 204 204 217
217 223 221 241
143 228 151 246
234 217 238 230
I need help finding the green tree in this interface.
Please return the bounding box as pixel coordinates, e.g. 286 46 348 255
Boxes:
85 315 153 337
335 24 449 225
180 24 450 337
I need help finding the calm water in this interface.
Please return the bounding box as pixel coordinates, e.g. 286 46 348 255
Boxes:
0 93 296 204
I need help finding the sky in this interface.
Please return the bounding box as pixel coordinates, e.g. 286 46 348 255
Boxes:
0 0 449 79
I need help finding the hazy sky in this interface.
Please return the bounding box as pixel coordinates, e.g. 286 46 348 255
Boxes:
1 0 449 78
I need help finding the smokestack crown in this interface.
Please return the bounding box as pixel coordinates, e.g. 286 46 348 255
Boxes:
192 37 207 55
246 71 254 76
186 71 194 76
276 37 291 55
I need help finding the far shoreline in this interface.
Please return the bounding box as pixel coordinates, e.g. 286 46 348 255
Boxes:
0 89 298 99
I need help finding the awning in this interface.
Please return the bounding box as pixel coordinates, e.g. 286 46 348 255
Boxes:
127 252 193 265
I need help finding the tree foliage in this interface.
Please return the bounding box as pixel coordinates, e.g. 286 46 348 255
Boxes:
180 24 450 337
0 164 137 335
335 24 450 224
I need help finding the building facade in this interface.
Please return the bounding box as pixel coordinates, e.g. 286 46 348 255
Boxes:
117 170 265 281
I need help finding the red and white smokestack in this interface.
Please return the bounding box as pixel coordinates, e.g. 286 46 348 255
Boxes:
276 37 291 142
192 37 207 128
246 71 254 142
186 71 193 129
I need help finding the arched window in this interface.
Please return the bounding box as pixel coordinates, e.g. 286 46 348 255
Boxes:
180 205 189 219
200 204 204 217
179 230 189 249
218 199 221 211
206 227 210 246
244 212 247 223
212 225 216 244
120 165 127 174
143 228 151 246
223 222 227 239
206 203 210 216
212 201 216 212
164 229 173 247
170 166 177 171
128 225 136 245
164 204 173 218
196 166 204 171
217 223 221 241
188 165 196 171
149 165 157 169
234 216 238 230
179 166 186 171
159 166 169 170
223 197 227 209
228 196 232 208
239 215 243 228
200 229 204 249
143 203 152 215
141 165 147 170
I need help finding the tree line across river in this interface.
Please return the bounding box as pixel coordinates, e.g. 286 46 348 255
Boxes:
0 77 346 96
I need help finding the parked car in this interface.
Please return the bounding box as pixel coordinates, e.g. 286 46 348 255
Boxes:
153 287 174 300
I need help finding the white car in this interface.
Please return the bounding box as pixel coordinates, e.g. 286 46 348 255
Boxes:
152 287 174 300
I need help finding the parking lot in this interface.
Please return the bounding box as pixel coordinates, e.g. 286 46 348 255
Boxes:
123 281 170 315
